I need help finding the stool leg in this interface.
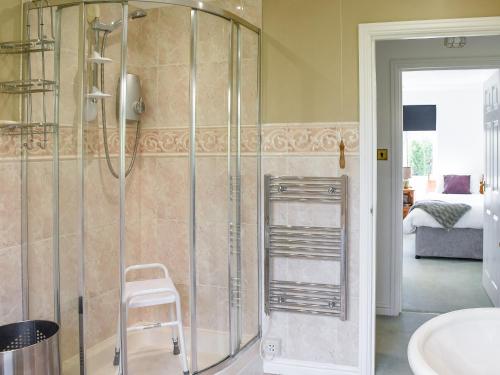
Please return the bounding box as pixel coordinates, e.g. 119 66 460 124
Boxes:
175 298 189 375
120 306 130 374
169 303 180 355
113 310 121 366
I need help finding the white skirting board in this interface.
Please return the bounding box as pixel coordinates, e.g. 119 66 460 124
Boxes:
376 306 398 316
263 358 359 375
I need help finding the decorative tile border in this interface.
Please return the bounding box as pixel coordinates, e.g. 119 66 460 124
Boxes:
262 125 359 154
138 123 359 155
0 122 360 160
0 134 21 158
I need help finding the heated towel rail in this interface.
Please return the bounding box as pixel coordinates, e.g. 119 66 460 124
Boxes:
264 175 348 319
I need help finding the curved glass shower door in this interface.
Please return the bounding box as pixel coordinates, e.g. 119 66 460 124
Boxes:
13 1 261 374
239 25 260 349
192 9 231 371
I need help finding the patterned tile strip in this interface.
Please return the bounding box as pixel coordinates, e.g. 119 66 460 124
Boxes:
0 124 359 159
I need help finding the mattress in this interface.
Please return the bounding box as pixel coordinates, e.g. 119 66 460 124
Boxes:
403 193 484 234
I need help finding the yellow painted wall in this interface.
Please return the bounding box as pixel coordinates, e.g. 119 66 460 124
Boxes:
262 0 500 123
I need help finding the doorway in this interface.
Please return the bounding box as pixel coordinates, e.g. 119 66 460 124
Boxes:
376 66 496 374
358 18 500 374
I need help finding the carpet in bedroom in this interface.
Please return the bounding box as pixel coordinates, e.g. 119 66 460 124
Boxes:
402 233 492 313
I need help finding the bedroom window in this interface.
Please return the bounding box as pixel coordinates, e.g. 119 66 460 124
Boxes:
409 139 433 176
403 131 437 193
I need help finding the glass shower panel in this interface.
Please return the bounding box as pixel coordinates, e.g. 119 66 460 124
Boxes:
57 5 82 372
228 20 240 353
124 2 193 371
194 10 231 371
239 26 260 348
26 4 56 323
81 3 123 373
23 2 59 338
0 0 23 327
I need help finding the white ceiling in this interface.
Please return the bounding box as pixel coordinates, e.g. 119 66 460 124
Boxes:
403 69 498 90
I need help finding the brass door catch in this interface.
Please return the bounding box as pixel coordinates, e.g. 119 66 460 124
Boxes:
377 148 388 160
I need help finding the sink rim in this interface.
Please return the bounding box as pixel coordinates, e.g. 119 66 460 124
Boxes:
407 307 500 375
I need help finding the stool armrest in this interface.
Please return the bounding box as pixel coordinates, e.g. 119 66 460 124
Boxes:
125 263 168 279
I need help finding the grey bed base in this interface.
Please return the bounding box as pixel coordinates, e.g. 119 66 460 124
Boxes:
415 226 483 260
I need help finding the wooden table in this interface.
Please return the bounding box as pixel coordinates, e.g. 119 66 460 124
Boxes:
403 188 415 218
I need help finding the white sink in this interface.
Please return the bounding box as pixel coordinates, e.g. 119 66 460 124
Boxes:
408 308 500 375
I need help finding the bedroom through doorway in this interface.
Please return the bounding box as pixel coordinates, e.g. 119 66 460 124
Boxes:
401 69 493 315
373 35 500 375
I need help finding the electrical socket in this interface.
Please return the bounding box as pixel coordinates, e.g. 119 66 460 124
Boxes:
263 337 281 357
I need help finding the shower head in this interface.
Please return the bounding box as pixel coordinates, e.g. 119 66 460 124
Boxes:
92 9 147 33
108 9 147 32
130 9 147 19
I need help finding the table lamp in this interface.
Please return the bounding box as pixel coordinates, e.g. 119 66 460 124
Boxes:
403 166 412 189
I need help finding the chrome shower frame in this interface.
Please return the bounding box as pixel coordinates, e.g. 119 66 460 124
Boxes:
27 1 262 374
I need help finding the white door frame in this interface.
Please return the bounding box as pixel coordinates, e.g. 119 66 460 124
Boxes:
358 17 500 375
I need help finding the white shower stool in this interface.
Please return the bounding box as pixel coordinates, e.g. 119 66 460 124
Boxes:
114 263 189 375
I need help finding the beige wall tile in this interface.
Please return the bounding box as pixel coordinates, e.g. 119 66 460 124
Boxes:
155 219 190 285
28 238 55 320
195 156 228 224
157 65 190 127
27 160 54 242
196 222 228 287
155 157 189 221
197 12 230 64
59 159 80 236
0 162 21 248
59 234 80 307
60 302 80 361
0 246 22 325
196 62 229 127
85 288 119 348
158 6 191 66
84 158 119 229
241 155 258 225
85 224 119 298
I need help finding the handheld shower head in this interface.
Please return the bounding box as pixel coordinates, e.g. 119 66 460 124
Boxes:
108 9 147 32
130 9 147 19
92 9 147 33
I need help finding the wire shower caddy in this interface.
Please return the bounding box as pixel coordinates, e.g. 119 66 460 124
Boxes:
0 1 57 150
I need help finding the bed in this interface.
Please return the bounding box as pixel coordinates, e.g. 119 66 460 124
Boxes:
403 193 484 259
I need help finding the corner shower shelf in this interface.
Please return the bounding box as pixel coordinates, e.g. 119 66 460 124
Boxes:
87 51 112 64
86 88 111 99
0 120 56 136
0 79 56 94
0 39 55 54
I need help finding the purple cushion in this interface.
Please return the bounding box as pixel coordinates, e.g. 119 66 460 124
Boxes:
443 175 471 194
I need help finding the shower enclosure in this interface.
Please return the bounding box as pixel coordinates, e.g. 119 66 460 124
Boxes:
0 0 261 374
